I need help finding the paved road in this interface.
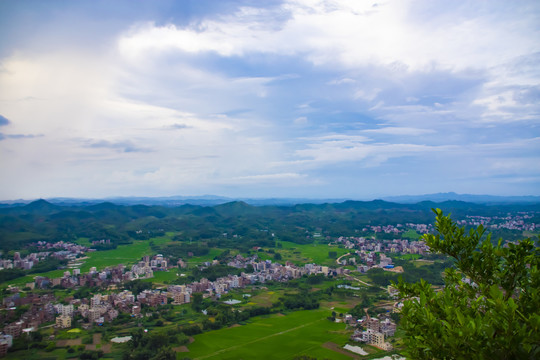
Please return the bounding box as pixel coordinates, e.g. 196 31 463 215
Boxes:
344 274 374 287
336 253 350 265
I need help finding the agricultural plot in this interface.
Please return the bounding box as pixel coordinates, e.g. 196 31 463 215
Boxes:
141 269 179 284
401 229 422 240
185 309 353 360
78 234 174 272
185 248 223 265
74 237 92 247
276 241 349 265
392 253 421 261
3 269 68 287
78 241 154 272
245 289 286 307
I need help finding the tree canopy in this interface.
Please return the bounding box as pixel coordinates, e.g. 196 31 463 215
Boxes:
395 209 540 359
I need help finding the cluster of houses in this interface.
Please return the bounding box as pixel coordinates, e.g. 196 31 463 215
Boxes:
0 241 87 271
193 260 343 298
23 255 170 291
361 223 434 235
336 236 430 256
0 254 341 351
0 292 57 356
458 213 538 232
0 239 402 355
350 315 397 351
352 253 403 274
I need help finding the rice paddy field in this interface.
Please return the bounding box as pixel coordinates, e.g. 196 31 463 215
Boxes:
184 309 354 360
269 241 349 266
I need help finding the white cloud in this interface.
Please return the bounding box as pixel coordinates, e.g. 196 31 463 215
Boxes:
0 49 285 198
232 172 306 182
0 0 538 198
117 1 540 72
354 88 382 102
327 77 356 85
292 134 445 167
294 116 308 125
362 127 436 136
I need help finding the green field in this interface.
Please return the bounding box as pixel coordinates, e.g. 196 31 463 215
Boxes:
78 235 173 272
393 253 421 260
79 241 153 272
246 289 286 307
74 237 92 247
185 309 353 360
523 231 539 238
402 229 422 240
276 241 349 265
141 269 179 284
186 248 223 265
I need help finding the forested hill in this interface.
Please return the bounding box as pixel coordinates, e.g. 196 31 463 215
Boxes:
0 199 538 252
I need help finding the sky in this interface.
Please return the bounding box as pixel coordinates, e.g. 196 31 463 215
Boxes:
0 0 539 200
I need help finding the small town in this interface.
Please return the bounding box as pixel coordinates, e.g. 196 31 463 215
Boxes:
0 235 414 357
0 205 536 359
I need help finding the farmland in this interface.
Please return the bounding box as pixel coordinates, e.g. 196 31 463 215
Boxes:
185 309 355 360
273 241 349 266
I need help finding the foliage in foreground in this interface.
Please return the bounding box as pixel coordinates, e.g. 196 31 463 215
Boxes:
395 209 540 359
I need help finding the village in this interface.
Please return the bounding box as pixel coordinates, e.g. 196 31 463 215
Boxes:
2 211 535 357
0 240 409 356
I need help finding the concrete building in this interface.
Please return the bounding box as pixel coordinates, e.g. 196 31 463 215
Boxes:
56 315 71 328
0 334 12 357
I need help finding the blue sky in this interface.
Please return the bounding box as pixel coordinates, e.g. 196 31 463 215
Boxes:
0 0 539 199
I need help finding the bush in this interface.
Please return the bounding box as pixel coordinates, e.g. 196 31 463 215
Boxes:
82 335 93 344
45 341 56 352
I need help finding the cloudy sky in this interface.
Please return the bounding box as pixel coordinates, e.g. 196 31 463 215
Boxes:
1 0 539 200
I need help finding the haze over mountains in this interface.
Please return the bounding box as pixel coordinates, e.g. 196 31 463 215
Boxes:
1 192 539 208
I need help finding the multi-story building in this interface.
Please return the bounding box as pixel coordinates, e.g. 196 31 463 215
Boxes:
56 315 71 328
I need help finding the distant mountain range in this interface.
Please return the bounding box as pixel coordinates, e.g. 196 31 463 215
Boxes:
382 192 540 204
1 192 539 207
0 195 347 207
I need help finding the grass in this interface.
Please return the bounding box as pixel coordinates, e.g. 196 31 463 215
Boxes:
74 237 92 247
3 269 68 287
402 229 422 240
392 253 422 260
4 348 70 360
412 259 434 267
78 234 175 273
4 274 35 286
78 241 153 272
185 248 223 265
246 289 285 307
274 241 349 266
523 231 539 238
185 309 353 360
140 269 179 284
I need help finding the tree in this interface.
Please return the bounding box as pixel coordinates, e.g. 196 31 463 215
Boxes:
191 292 203 312
152 347 176 360
395 209 540 360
